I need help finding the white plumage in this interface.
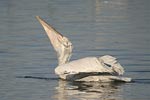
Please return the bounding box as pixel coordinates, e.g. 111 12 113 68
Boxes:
36 16 131 82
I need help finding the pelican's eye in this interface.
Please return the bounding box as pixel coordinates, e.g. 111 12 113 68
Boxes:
63 41 72 48
62 37 72 48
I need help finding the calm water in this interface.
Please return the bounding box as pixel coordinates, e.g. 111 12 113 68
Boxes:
0 0 150 100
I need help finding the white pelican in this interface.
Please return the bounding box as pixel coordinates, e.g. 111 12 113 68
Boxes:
36 16 131 82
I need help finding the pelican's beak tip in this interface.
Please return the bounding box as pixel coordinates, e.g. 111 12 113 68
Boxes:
36 16 41 21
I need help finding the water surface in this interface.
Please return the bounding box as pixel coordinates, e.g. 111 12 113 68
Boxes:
0 0 150 100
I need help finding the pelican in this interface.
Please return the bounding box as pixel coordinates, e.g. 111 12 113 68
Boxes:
36 16 131 82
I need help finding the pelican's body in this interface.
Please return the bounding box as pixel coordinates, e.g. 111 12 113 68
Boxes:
36 16 131 82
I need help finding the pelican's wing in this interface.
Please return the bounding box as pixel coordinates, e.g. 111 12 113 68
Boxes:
55 56 124 75
57 70 131 82
100 55 124 75
55 56 128 82
55 57 114 76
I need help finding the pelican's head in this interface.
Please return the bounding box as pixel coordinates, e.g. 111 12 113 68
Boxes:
36 16 73 65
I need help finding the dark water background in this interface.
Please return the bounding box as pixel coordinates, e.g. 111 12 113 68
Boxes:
0 0 150 100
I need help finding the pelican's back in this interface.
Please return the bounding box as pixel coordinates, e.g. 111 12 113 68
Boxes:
55 57 112 75
55 55 125 81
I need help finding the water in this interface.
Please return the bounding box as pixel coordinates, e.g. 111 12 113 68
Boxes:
0 0 150 100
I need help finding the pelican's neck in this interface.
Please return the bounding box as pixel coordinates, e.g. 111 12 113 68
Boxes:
57 40 73 65
58 51 72 65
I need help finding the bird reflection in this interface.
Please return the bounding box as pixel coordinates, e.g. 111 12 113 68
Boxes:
53 80 124 100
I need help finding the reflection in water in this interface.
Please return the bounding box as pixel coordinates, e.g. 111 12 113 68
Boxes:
95 0 101 16
53 80 123 100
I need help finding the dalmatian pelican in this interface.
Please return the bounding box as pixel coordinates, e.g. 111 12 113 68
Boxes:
36 16 131 82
